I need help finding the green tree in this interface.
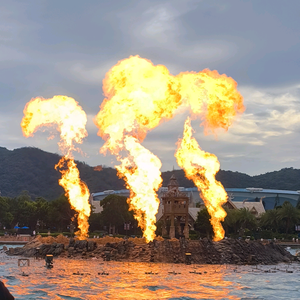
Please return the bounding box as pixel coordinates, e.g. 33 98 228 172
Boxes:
194 207 213 239
0 197 14 228
34 197 50 230
89 213 103 232
48 194 75 232
278 201 300 234
238 208 257 232
100 194 135 234
259 209 280 232
223 208 239 234
223 208 257 237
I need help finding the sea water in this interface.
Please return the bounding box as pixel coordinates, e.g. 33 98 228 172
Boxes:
1 245 300 300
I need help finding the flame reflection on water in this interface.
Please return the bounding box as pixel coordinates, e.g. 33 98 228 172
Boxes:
0 258 241 299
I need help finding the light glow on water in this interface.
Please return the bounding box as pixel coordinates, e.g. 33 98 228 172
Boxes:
1 255 300 299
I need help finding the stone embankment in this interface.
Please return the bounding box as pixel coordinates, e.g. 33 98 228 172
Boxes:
6 236 294 265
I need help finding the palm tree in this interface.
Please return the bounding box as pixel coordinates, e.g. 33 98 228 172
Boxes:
223 208 240 234
223 208 257 235
259 209 280 232
278 201 300 235
237 208 257 232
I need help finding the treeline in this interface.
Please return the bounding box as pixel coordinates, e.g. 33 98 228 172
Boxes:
0 147 125 199
1 147 300 200
194 202 300 240
0 193 140 236
0 192 75 233
1 193 300 240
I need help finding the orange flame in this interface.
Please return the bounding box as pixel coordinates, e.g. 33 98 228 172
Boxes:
176 70 244 241
175 118 227 241
95 55 244 242
95 56 180 242
116 136 162 242
21 95 91 239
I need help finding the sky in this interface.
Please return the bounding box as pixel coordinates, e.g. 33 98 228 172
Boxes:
0 0 300 176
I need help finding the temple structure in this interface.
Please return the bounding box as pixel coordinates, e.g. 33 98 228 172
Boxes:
161 174 190 239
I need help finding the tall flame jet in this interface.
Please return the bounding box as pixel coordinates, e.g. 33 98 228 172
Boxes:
95 56 244 242
175 70 244 241
21 95 91 239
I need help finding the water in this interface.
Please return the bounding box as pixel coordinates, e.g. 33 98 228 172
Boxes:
1 247 300 299
0 244 22 250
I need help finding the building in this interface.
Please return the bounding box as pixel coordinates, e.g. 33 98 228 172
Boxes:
225 188 300 210
160 175 190 238
90 184 300 226
224 198 265 218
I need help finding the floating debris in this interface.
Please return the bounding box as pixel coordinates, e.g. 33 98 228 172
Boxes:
73 271 90 276
145 271 158 275
189 271 202 275
98 271 109 276
168 271 181 275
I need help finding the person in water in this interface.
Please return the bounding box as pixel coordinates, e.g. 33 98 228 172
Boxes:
0 281 14 300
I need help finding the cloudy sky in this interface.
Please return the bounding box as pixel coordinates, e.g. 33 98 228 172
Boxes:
0 0 299 176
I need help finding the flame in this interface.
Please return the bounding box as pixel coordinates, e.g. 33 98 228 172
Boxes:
176 70 244 241
21 95 91 239
95 56 180 242
117 136 162 242
175 118 227 241
95 55 244 242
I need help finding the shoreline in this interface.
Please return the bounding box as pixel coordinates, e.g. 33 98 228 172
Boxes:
5 237 295 265
0 241 28 245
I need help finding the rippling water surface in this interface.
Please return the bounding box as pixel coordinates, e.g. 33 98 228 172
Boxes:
1 245 300 300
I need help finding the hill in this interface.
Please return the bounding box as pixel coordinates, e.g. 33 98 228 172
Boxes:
0 147 124 199
0 147 299 199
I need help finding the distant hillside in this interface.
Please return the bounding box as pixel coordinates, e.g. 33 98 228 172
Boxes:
0 147 124 199
163 168 300 191
0 147 299 199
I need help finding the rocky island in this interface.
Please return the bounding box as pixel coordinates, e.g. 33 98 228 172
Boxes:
5 235 294 265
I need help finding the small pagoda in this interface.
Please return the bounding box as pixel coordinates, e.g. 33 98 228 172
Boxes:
161 174 190 239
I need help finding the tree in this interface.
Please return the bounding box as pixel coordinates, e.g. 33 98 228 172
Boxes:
89 213 103 232
238 208 257 232
259 209 280 232
278 201 300 234
194 207 213 239
222 208 240 234
48 195 75 232
34 197 50 230
100 194 135 234
0 197 13 228
222 208 257 237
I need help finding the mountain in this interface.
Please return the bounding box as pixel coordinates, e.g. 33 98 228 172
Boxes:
0 147 124 199
0 147 299 200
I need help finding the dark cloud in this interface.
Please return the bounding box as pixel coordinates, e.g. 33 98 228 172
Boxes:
0 0 299 176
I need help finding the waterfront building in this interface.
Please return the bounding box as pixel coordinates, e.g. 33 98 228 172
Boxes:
90 185 300 220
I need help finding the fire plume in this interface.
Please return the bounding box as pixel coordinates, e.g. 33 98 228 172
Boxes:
95 56 180 242
176 70 244 241
175 118 227 241
21 95 91 239
117 136 162 242
95 55 244 242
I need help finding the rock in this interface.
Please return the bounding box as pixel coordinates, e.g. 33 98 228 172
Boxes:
87 241 96 252
5 238 294 265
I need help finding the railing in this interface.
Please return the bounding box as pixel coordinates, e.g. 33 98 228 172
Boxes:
0 235 34 242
